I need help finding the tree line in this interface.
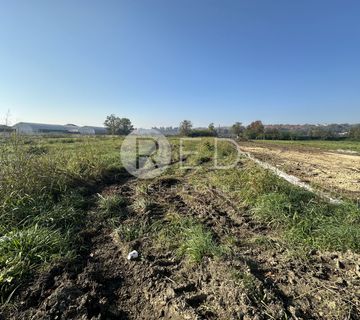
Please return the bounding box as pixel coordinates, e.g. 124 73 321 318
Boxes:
103 114 360 141
179 120 360 141
179 120 266 139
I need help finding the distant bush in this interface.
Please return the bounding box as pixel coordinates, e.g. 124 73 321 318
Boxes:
349 125 360 141
187 129 217 137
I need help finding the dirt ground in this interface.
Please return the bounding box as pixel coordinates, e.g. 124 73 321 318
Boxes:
4 171 359 320
238 141 360 201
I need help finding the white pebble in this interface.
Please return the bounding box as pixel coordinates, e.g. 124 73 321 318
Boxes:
127 250 139 260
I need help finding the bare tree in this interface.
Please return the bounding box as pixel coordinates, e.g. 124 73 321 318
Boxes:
2 109 11 126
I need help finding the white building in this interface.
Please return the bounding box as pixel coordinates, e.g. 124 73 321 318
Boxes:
13 122 107 135
78 126 108 135
13 122 73 135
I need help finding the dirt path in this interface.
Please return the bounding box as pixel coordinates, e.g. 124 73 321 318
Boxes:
239 141 360 201
6 174 360 320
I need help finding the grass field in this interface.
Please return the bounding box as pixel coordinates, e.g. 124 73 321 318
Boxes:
257 139 360 152
0 135 359 319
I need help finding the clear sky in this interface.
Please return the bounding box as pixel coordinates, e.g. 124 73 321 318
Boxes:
0 0 359 128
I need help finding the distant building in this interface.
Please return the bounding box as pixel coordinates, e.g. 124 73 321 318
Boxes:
0 125 14 132
0 125 15 136
13 122 72 135
12 122 107 135
65 124 80 134
78 126 108 135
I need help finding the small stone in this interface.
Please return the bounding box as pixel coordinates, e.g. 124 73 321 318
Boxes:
336 260 345 269
127 250 139 260
165 287 175 300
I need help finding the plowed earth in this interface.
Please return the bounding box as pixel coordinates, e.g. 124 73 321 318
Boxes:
4 172 360 320
239 141 360 201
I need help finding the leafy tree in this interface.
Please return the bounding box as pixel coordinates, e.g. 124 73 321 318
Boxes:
117 118 134 135
208 123 217 136
245 121 265 139
349 125 360 141
104 114 133 135
264 128 280 140
231 122 243 137
309 127 336 140
104 114 119 135
279 130 291 140
188 129 215 137
179 120 193 136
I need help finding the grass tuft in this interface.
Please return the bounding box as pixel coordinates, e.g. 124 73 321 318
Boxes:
177 224 219 263
0 225 70 289
153 213 222 263
98 194 127 217
116 222 146 242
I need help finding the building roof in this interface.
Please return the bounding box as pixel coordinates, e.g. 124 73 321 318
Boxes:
13 122 69 131
0 125 14 131
13 122 107 134
80 126 107 132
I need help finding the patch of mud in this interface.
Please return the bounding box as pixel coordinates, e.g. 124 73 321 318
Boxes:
5 173 360 320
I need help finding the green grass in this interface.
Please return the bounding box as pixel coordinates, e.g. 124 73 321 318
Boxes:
0 225 70 291
171 137 360 253
177 224 220 263
168 137 240 168
98 194 127 217
0 135 125 299
252 193 293 227
188 160 360 253
1 134 359 305
258 139 360 152
116 222 146 242
130 184 155 213
153 213 223 263
131 197 154 213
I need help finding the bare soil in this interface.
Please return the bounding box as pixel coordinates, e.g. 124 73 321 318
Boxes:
239 141 360 201
3 174 360 320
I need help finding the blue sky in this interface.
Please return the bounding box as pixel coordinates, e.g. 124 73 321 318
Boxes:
0 0 359 128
